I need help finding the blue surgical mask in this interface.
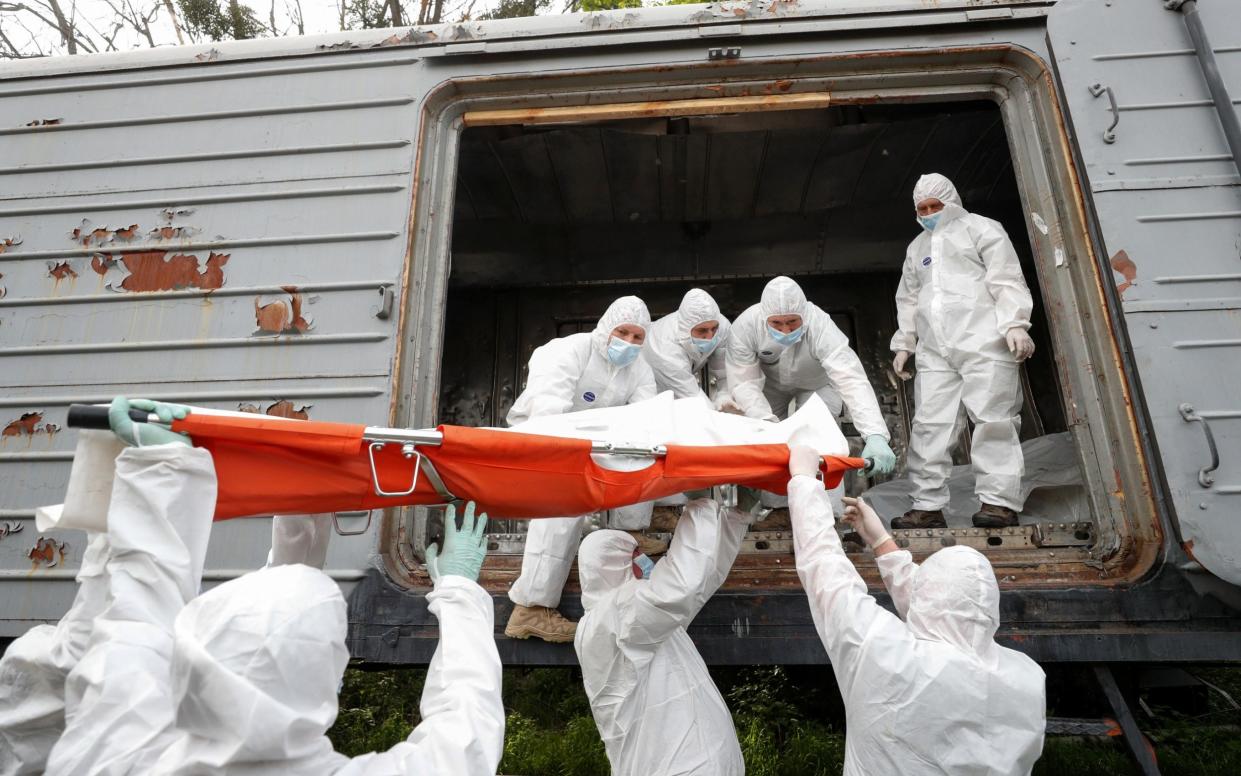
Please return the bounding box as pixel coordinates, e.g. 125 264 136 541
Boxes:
691 334 718 354
634 553 655 579
607 337 641 367
767 325 805 347
918 213 942 232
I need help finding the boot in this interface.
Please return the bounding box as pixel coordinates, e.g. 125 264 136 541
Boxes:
891 508 946 530
504 605 577 643
626 530 669 556
972 503 1019 528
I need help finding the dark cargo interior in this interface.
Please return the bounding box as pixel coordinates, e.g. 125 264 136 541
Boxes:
437 100 1084 544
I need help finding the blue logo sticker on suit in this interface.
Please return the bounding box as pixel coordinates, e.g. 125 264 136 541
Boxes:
922 256 932 266
583 391 596 402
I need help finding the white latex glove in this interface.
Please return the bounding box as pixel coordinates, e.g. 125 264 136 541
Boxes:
788 444 822 479
1006 328 1035 362
892 350 913 381
714 397 744 415
840 496 890 549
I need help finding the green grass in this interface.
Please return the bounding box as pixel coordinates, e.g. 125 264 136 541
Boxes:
328 665 1241 775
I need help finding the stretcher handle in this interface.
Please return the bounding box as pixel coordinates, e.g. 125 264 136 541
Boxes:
67 404 155 430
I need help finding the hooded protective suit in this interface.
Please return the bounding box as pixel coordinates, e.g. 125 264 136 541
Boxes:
151 565 504 776
726 276 887 439
789 474 1045 775
893 174 1034 511
0 532 110 776
642 289 732 409
507 296 658 610
575 500 748 776
43 443 216 776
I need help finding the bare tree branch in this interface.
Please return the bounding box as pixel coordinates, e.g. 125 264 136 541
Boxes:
162 0 186 44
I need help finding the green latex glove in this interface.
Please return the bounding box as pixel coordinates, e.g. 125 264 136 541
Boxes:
862 435 896 475
109 397 192 447
426 501 489 584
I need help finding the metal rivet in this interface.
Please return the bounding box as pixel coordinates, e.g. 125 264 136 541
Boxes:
1199 503 1208 510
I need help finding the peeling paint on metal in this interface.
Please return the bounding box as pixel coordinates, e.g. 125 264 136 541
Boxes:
0 236 21 254
0 271 5 300
253 287 312 335
238 403 262 414
195 48 220 62
264 400 312 420
25 118 62 127
112 251 229 293
27 537 67 569
2 411 56 439
377 28 437 46
71 220 139 247
687 0 801 24
150 225 196 240
48 261 78 280
1110 249 1136 297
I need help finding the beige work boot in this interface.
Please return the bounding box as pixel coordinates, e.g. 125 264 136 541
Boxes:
625 530 669 556
504 605 577 643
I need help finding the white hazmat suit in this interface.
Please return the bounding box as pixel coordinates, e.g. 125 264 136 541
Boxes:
0 531 110 776
151 564 504 775
789 474 1046 775
727 276 887 438
893 173 1034 512
575 500 748 776
642 288 732 409
45 443 216 776
507 296 657 610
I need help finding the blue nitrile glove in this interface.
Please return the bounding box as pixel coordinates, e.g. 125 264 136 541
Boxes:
862 435 896 475
108 397 192 447
425 501 489 584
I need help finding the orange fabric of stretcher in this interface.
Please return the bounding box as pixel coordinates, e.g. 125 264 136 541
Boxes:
172 414 865 520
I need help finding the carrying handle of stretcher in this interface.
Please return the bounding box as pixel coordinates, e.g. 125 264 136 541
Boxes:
67 404 154 429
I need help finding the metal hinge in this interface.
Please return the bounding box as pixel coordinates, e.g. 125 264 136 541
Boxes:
708 47 741 61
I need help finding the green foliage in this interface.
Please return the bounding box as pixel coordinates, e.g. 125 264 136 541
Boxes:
327 666 426 757
726 666 806 742
177 0 265 41
503 667 594 727
343 0 397 29
578 0 643 11
501 712 610 776
479 0 552 21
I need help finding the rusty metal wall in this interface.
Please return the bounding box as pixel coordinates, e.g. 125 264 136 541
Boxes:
0 51 422 635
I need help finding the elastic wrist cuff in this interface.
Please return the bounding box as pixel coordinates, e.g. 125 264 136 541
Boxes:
869 533 893 552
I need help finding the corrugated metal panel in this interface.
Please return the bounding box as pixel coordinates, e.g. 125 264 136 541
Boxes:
0 51 421 634
1048 0 1241 584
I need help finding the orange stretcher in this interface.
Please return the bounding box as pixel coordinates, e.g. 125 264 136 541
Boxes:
67 406 866 520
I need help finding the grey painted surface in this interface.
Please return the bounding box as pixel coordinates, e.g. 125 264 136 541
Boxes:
0 49 421 634
1049 0 1241 585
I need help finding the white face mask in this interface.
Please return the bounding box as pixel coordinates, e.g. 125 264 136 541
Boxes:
633 553 655 579
691 333 718 354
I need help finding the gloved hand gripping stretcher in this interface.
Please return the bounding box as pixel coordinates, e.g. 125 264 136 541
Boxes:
61 393 866 522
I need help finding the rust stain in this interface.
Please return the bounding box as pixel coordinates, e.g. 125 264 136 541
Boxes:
1110 250 1137 297
0 271 5 300
253 287 311 335
265 400 311 420
25 118 62 127
2 412 43 438
0 236 20 254
1183 540 1197 563
151 225 192 240
237 403 262 413
118 251 229 293
71 222 138 247
48 261 79 280
91 254 118 276
28 537 67 569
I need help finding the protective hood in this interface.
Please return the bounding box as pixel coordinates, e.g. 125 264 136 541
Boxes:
912 173 968 229
905 545 1001 667
160 564 348 774
760 276 807 319
578 529 639 610
591 295 652 360
675 288 728 354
